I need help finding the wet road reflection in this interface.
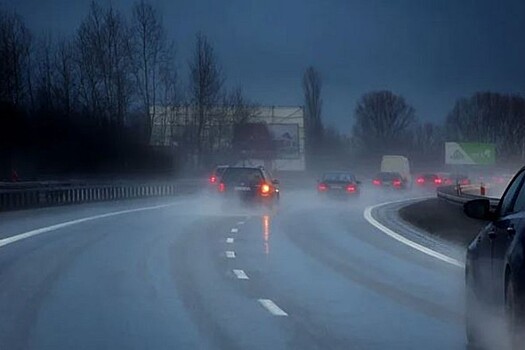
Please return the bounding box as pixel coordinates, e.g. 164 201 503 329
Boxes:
262 215 270 255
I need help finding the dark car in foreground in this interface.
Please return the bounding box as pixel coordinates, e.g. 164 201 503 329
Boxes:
218 166 279 206
372 172 407 189
465 167 525 349
317 172 361 199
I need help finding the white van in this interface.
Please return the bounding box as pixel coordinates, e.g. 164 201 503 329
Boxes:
381 155 411 184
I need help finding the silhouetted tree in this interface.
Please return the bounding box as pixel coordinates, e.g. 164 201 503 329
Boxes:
188 32 223 162
352 90 416 155
446 92 525 161
302 66 323 161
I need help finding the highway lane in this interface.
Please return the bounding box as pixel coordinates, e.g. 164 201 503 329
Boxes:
0 190 467 349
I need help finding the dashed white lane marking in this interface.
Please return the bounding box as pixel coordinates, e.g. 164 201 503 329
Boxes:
363 199 464 269
0 202 179 249
258 299 288 316
237 221 245 225
231 228 239 233
226 237 234 243
233 269 249 279
225 251 236 258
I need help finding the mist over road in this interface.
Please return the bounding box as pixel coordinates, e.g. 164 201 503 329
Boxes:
0 189 466 349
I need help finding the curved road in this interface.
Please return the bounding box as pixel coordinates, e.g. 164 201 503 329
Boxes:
0 190 466 349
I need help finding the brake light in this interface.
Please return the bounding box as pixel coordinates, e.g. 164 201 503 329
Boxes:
393 179 402 187
416 177 424 184
218 182 225 192
372 179 381 186
434 178 443 185
346 185 356 192
209 175 217 184
318 183 328 191
261 183 271 195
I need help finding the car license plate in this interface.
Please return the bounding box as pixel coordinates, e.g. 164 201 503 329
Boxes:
234 186 251 191
331 185 342 189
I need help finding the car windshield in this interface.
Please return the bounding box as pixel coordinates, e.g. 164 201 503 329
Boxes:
322 173 355 182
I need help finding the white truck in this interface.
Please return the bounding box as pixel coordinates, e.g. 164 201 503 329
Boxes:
381 155 412 185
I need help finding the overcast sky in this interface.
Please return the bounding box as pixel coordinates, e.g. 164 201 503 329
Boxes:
5 0 525 132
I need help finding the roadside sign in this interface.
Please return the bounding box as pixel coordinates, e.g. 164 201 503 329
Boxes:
445 142 496 165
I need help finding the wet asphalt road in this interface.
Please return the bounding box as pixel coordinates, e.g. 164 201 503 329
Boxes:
0 190 467 349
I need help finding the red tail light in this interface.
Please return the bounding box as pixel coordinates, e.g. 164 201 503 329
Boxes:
261 183 271 196
218 182 225 192
393 179 402 187
346 185 356 192
209 175 217 184
318 183 328 192
372 179 381 186
434 178 443 185
416 177 424 184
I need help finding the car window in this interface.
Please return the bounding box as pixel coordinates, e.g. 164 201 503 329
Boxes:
511 176 525 213
499 171 525 216
221 168 263 184
323 173 355 182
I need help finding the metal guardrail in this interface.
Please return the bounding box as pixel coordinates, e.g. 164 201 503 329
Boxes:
0 181 201 212
436 185 500 207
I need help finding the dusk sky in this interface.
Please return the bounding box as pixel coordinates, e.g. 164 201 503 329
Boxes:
5 0 525 132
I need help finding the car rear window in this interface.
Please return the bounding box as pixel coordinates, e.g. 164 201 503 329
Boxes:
221 168 265 184
377 172 401 181
322 173 355 182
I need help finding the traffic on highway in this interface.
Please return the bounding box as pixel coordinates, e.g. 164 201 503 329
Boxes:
1 1 524 349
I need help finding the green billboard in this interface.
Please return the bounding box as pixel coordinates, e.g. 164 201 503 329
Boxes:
445 142 496 165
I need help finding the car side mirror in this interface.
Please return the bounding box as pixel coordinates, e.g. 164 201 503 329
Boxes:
464 199 492 220
272 179 279 185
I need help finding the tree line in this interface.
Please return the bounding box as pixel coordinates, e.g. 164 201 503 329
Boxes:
0 1 253 179
302 67 525 168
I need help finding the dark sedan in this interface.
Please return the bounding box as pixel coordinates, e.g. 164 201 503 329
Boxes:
317 172 361 198
465 167 525 349
217 166 280 206
372 172 407 189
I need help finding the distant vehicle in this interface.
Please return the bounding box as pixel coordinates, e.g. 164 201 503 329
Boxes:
209 165 229 186
372 172 407 189
317 172 361 198
415 172 471 188
381 155 411 185
464 167 525 349
217 166 279 206
440 173 471 186
415 173 440 187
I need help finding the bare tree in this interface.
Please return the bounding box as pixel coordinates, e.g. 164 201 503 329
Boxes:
189 32 223 162
446 92 525 161
302 66 323 158
0 9 32 107
352 90 416 154
131 0 176 140
76 2 133 135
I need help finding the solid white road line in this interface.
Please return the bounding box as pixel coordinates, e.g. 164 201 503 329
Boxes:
0 202 178 249
233 269 249 280
258 299 288 316
363 199 465 269
226 237 234 243
225 251 236 258
231 228 239 233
